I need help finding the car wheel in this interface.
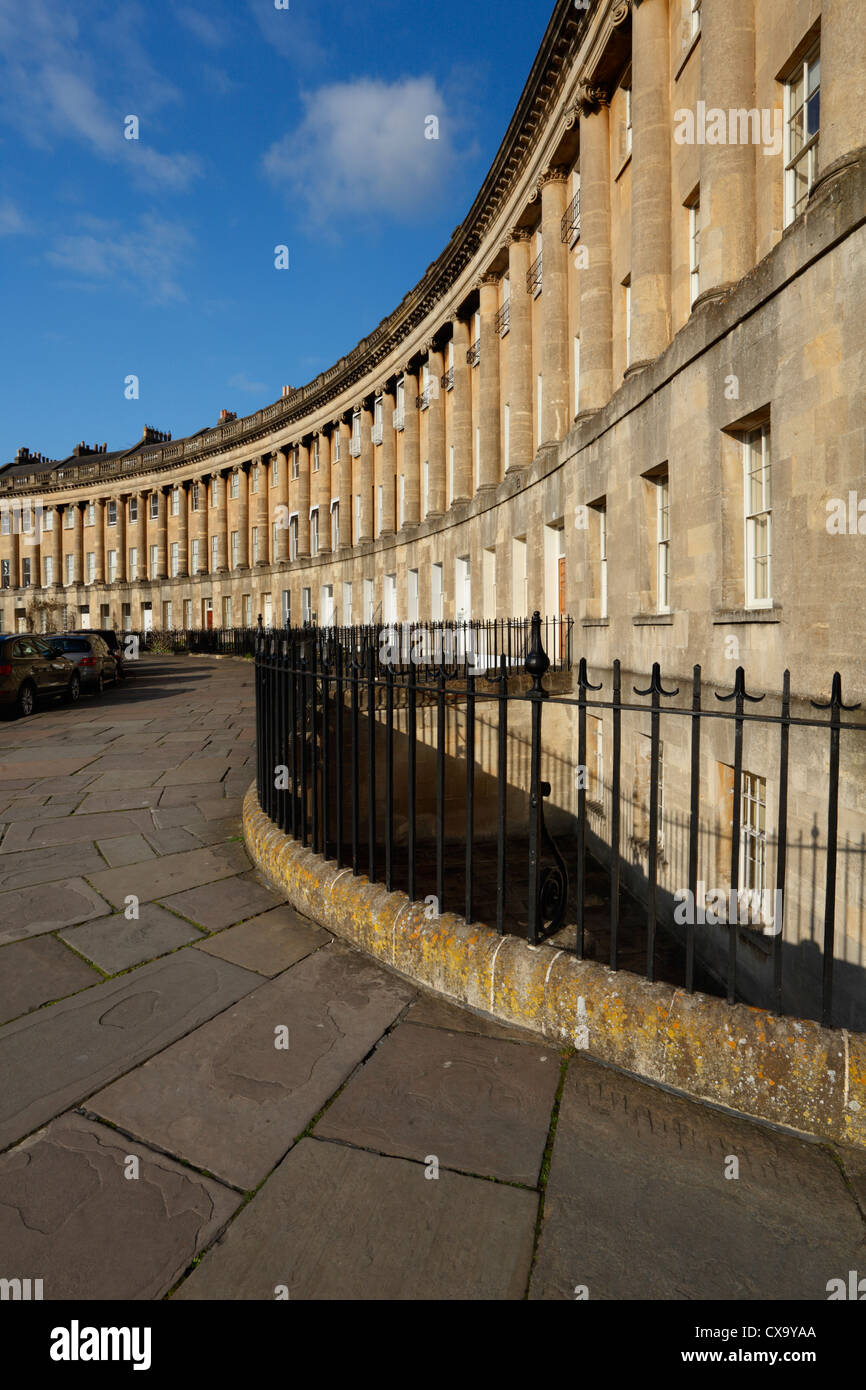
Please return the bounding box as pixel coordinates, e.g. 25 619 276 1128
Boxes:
63 672 81 704
16 681 36 718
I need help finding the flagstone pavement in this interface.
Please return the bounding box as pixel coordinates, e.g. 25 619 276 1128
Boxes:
0 653 864 1301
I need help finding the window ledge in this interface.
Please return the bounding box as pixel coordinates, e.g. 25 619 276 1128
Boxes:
633 612 674 626
581 617 609 628
712 606 782 624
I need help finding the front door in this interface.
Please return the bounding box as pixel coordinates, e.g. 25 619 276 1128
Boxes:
203 599 213 629
142 604 153 634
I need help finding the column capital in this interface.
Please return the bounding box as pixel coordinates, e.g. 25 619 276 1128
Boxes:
576 80 611 114
505 225 533 246
537 164 569 192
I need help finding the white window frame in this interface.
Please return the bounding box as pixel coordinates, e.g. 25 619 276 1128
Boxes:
784 42 821 227
744 425 772 609
656 474 671 615
689 197 701 309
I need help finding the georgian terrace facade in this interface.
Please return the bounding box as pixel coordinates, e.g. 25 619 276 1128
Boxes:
1 0 863 701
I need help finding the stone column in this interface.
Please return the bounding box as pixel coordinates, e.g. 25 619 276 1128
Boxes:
629 0 671 369
401 370 420 527
93 498 106 583
135 493 147 581
196 479 208 575
156 489 168 579
8 518 20 589
813 0 865 190
317 432 332 553
256 457 269 567
50 506 62 585
296 442 311 557
73 501 84 585
274 449 290 564
380 391 396 535
477 275 501 489
698 0 756 300
215 471 228 571
236 466 249 569
576 89 613 414
506 230 533 470
338 421 352 548
538 167 571 436
115 496 126 583
426 345 446 513
451 319 472 502
358 405 373 542
23 500 41 589
176 483 189 577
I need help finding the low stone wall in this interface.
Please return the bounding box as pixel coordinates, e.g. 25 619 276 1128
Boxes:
244 782 866 1150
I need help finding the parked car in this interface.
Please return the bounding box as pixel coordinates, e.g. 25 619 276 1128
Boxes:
47 633 118 694
78 628 128 680
0 635 80 717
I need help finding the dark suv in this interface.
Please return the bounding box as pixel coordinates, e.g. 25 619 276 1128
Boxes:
47 634 118 693
0 635 80 717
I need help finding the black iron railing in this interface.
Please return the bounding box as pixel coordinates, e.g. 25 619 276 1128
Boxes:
466 338 481 366
254 612 866 1031
527 251 543 296
494 300 510 335
561 188 581 243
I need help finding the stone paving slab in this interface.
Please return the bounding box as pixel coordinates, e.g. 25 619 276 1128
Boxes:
0 950 261 1151
96 834 157 867
88 944 416 1190
85 841 251 909
158 873 283 931
59 903 204 973
0 1113 240 1300
157 758 231 787
158 783 227 807
405 993 541 1042
0 843 108 892
0 810 153 855
528 1055 866 1301
74 789 164 815
0 936 100 1024
174 1137 537 1300
317 1022 559 1186
194 907 331 976
0 876 112 945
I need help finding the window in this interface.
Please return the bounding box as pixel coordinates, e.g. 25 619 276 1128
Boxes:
312 439 318 473
372 395 383 445
342 581 353 624
512 537 528 618
1 511 9 535
383 573 397 623
744 424 772 607
536 374 543 449
210 478 217 507
363 577 374 623
302 586 312 624
431 563 443 621
164 600 173 629
184 598 192 627
656 473 671 614
351 410 361 455
85 502 94 526
86 552 95 583
423 462 429 518
504 403 510 464
272 521 278 555
333 431 341 462
289 515 298 561
574 337 581 414
191 538 200 572
211 534 219 568
395 379 405 431
310 508 319 557
622 71 633 160
149 544 158 578
149 494 158 520
689 0 701 39
65 554 74 584
741 771 768 899
170 541 179 577
128 547 137 581
64 508 75 529
43 509 53 532
230 471 239 499
785 42 820 225
243 593 252 626
688 193 701 308
251 465 259 494
231 531 239 568
171 488 179 516
21 557 31 587
282 590 291 626
408 567 419 621
251 526 258 564
1 559 9 589
291 446 300 480
330 500 340 551
107 550 117 582
474 427 481 490
455 555 471 621
376 484 383 535
398 473 405 529
107 500 117 526
588 716 604 807
44 556 54 586
354 493 361 545
272 454 280 485
191 483 200 512
223 596 232 627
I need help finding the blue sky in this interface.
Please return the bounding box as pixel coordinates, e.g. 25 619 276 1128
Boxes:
0 0 552 465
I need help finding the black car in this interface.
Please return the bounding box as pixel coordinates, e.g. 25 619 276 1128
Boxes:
0 635 80 717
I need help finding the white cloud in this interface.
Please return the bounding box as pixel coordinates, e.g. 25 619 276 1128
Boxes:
45 213 195 303
262 76 459 227
229 372 271 394
0 199 30 234
0 0 200 189
176 6 230 49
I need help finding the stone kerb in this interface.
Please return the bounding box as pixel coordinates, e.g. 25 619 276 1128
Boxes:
243 782 866 1151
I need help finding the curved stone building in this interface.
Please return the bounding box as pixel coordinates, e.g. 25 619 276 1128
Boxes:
1 0 864 1013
